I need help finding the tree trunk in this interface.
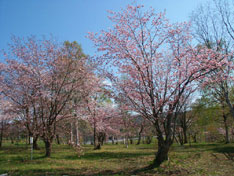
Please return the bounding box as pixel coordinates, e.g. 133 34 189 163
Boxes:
224 91 234 120
75 119 80 146
93 123 97 149
146 136 152 144
0 121 3 148
224 115 229 144
136 135 141 145
28 133 30 145
70 122 73 144
192 134 197 143
151 141 171 168
125 135 129 148
183 127 188 144
33 135 40 150
44 140 52 157
178 131 184 146
150 118 173 168
56 134 60 145
136 124 143 145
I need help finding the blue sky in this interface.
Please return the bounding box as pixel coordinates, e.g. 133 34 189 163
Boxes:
0 0 205 55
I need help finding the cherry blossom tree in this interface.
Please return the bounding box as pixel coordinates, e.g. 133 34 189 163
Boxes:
84 85 119 149
0 98 10 148
89 4 229 167
0 36 92 157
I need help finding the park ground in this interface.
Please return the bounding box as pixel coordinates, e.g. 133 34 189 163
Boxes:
0 141 233 176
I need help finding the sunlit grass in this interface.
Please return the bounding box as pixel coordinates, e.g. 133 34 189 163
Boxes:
0 140 233 175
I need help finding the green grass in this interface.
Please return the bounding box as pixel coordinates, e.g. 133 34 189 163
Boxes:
0 141 233 176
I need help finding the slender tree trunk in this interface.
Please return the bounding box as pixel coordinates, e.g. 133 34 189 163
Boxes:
192 134 197 143
28 133 30 145
56 134 60 145
75 119 80 146
136 124 143 145
126 135 129 148
70 122 73 144
137 135 142 145
111 136 115 144
221 101 229 144
178 131 184 146
224 115 229 144
0 121 3 148
224 91 234 120
146 136 152 144
183 127 188 144
93 122 97 149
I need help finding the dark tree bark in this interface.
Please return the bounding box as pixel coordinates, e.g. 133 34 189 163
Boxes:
150 136 172 168
223 114 229 144
183 128 188 144
93 122 97 149
192 134 197 143
44 139 52 157
33 135 40 150
0 121 3 148
56 134 60 145
136 124 144 145
146 136 153 144
95 132 106 150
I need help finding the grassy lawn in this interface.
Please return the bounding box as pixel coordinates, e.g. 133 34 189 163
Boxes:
0 141 233 176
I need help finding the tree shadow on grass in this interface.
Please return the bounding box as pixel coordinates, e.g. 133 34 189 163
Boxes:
171 143 229 153
64 151 153 160
211 146 234 153
0 168 88 176
1 167 149 176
